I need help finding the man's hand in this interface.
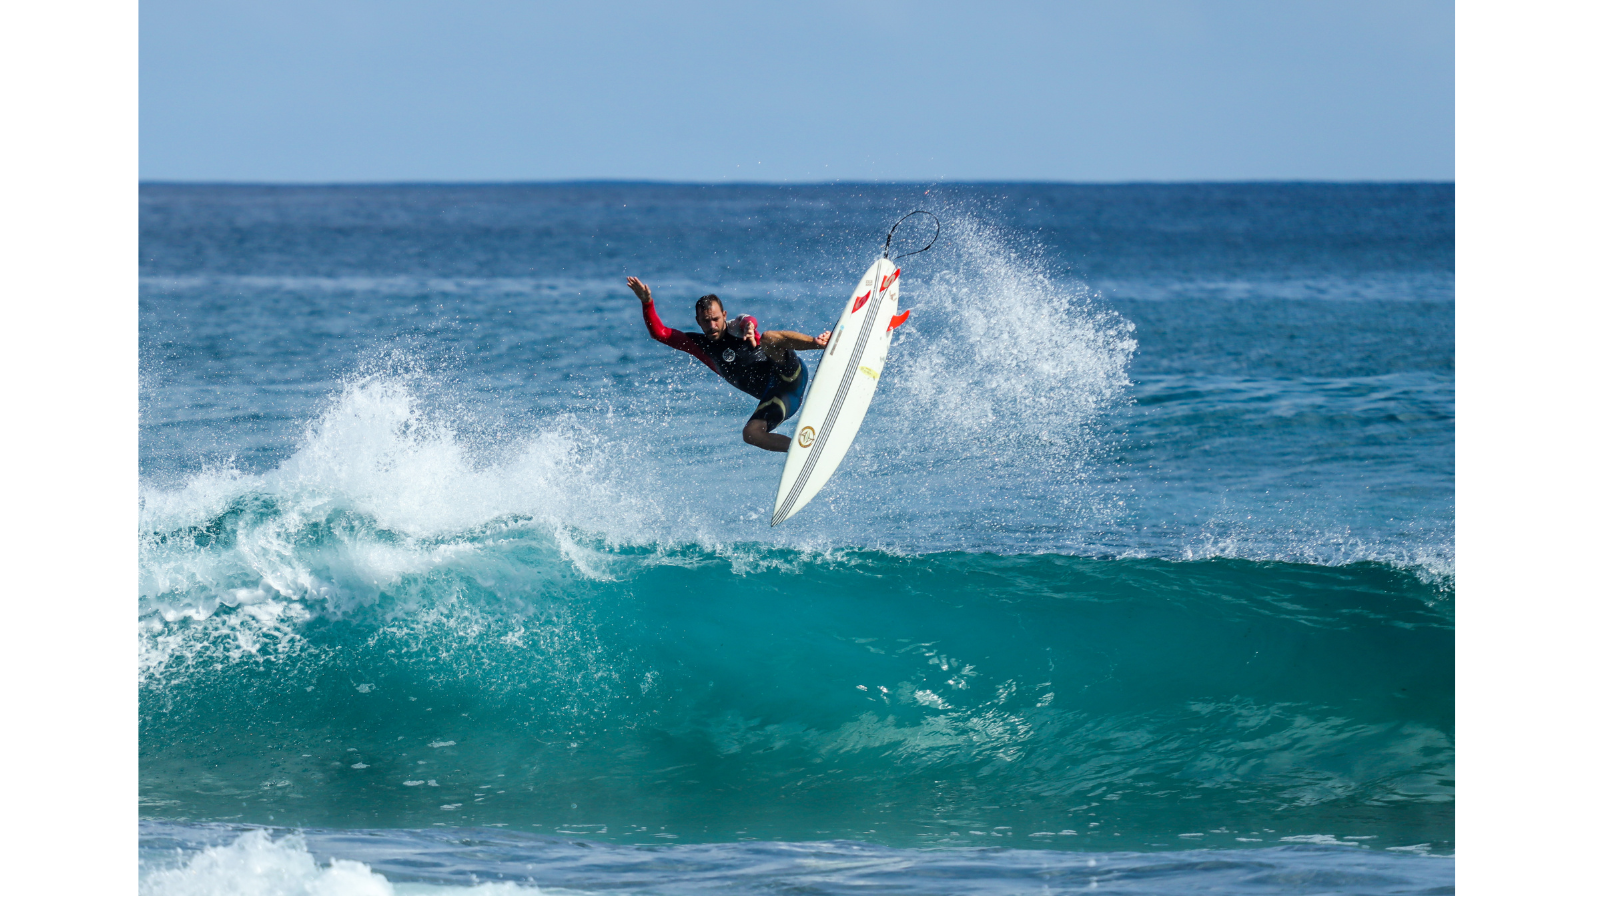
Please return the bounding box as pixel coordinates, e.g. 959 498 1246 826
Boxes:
741 318 760 348
626 276 653 304
816 330 831 349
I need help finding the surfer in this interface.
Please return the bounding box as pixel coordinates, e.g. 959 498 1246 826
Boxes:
627 276 831 452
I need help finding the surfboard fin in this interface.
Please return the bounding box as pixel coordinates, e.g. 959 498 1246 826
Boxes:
887 310 910 332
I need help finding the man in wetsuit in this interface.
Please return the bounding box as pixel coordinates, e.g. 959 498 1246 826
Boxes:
627 276 831 452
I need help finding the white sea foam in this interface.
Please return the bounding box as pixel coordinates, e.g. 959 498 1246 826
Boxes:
893 215 1136 440
1168 517 1457 587
138 829 394 895
140 369 661 540
136 369 672 692
138 371 666 620
138 828 545 895
872 215 1135 533
138 596 317 687
267 373 655 540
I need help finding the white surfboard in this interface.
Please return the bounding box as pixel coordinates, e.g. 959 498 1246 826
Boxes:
771 257 906 526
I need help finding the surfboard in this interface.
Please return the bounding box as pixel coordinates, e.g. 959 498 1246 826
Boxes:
771 257 908 526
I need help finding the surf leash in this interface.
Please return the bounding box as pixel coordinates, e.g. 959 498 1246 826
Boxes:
883 210 940 261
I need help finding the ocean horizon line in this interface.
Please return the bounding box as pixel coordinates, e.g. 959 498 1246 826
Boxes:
139 177 1456 189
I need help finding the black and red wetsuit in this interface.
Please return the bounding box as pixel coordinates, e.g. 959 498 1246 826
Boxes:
641 300 808 427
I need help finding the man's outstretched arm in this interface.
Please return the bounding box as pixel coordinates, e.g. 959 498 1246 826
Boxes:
757 329 832 356
627 276 718 373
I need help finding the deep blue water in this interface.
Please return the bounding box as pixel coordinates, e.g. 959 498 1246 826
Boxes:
138 182 1453 894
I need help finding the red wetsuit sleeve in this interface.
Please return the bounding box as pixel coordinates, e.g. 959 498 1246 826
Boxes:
641 300 718 373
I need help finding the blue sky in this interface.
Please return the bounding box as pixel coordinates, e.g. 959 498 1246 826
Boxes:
142 0 1453 182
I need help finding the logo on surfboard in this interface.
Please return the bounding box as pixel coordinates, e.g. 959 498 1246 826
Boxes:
852 270 900 313
797 426 816 448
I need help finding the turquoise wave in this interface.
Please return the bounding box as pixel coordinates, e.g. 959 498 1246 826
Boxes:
139 502 1452 852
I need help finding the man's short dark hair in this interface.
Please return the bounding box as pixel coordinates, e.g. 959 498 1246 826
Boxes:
695 294 723 316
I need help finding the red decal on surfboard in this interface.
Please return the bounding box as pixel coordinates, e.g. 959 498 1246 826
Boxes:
879 269 900 292
887 310 910 331
850 291 870 313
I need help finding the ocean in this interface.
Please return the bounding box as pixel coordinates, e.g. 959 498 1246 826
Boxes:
138 182 1454 894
